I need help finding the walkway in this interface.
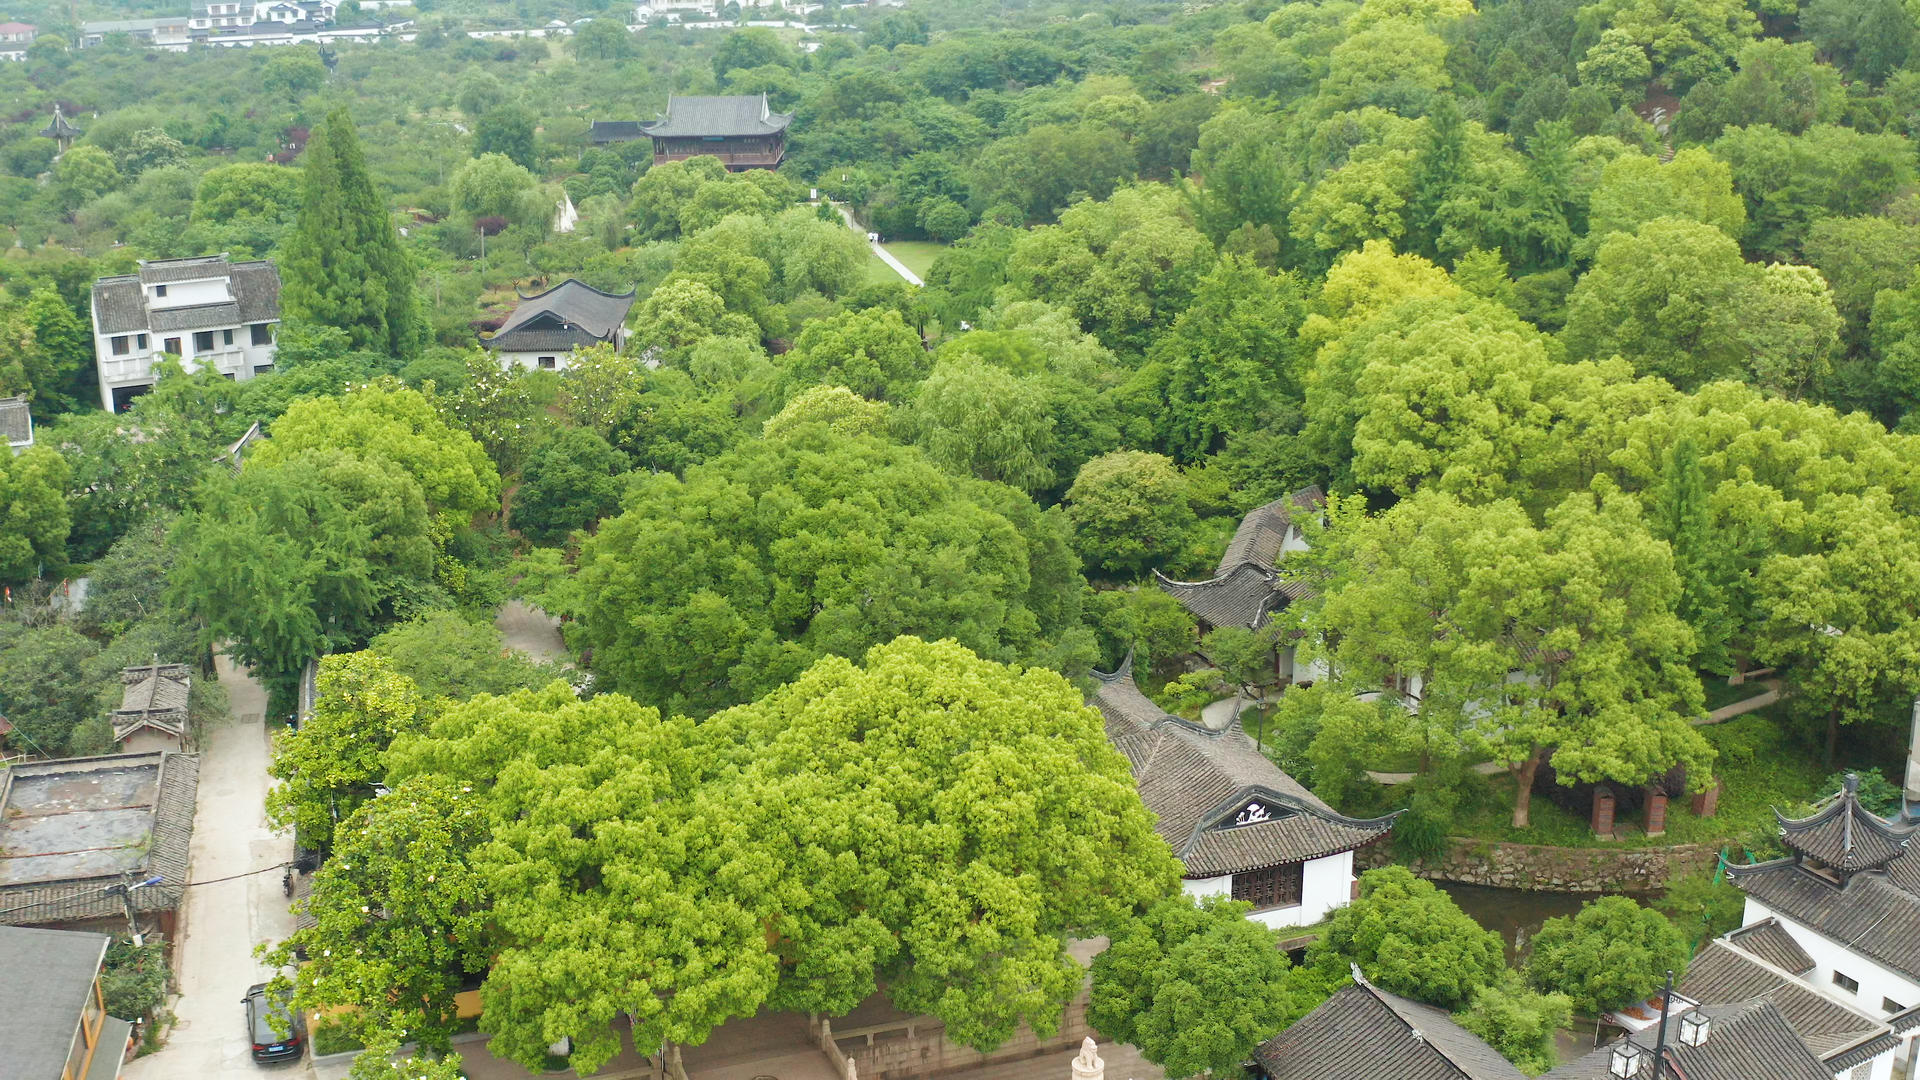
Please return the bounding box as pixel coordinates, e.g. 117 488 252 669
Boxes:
125 654 298 1079
828 202 924 286
1698 682 1781 725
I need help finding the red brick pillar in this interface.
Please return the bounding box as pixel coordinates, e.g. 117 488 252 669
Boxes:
1691 780 1722 818
1646 790 1669 838
1592 787 1616 839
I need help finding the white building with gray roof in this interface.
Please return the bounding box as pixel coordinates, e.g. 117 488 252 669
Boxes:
89 255 281 412
0 394 31 454
481 278 635 372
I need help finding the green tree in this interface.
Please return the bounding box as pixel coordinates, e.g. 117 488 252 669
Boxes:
112 128 188 178
1562 217 1761 389
1647 439 1738 674
262 47 327 100
267 775 488 1053
367 611 558 701
52 145 120 211
571 17 637 60
1084 586 1197 675
510 427 628 542
1088 896 1317 1078
0 445 70 583
1065 451 1198 580
193 162 304 226
0 623 99 755
23 287 91 414
1454 975 1574 1076
907 359 1056 493
1525 896 1691 1015
265 652 427 853
780 307 929 401
1308 867 1505 1011
249 381 500 517
280 109 424 360
1579 0 1758 89
1151 256 1308 462
1578 148 1745 257
577 428 1088 715
711 28 793 80
448 153 544 228
455 69 507 118
473 103 537 171
762 385 890 440
168 452 435 685
1741 262 1840 400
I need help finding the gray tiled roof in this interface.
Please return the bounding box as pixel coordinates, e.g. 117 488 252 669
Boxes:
1730 859 1920 980
642 94 793 137
1683 939 1886 1060
1253 978 1527 1080
0 753 198 928
1091 660 1395 876
91 256 281 336
1545 1001 1831 1080
0 395 30 447
0 925 110 1080
112 663 191 742
588 120 647 142
1724 918 1813 975
1777 776 1916 872
1157 486 1324 630
484 278 634 353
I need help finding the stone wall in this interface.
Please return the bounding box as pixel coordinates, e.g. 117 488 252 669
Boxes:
1355 837 1718 893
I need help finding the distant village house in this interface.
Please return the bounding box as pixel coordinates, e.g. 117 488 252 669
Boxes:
111 663 193 754
0 21 37 60
0 394 31 455
90 255 281 412
480 278 635 372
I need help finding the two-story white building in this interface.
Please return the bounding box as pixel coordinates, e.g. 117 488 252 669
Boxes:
89 255 282 412
0 22 37 60
1090 657 1398 929
1726 773 1920 1077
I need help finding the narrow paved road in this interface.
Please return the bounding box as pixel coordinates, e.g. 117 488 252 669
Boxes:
827 202 924 286
126 654 300 1079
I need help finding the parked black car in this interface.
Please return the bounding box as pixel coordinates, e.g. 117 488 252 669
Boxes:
243 982 305 1063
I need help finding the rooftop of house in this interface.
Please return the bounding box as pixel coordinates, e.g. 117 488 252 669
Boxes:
1683 935 1904 1069
0 21 38 32
112 663 191 743
642 94 793 138
1545 1000 1832 1080
0 925 111 1080
92 255 281 336
588 120 647 143
0 752 198 927
1253 969 1527 1080
1090 656 1396 877
1728 774 1920 981
484 278 635 354
0 395 31 448
1156 486 1323 630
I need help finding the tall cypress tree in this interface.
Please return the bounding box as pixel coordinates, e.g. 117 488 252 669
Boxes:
280 108 422 360
1651 438 1738 674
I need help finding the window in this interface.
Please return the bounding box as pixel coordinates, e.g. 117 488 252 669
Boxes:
253 364 274 376
111 335 130 355
1230 862 1304 911
538 356 557 369
153 284 167 297
250 323 272 346
136 334 148 349
1834 971 1860 994
163 337 181 356
222 328 234 347
193 330 215 352
1886 997 1906 1014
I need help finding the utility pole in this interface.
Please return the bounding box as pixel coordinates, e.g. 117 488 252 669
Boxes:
104 873 165 946
1650 969 1675 1079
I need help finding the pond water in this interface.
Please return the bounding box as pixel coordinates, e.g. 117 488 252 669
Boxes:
1438 883 1658 1067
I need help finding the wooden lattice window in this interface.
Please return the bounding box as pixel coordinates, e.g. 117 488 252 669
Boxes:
1231 862 1304 910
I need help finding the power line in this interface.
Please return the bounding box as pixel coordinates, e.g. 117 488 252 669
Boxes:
0 861 291 919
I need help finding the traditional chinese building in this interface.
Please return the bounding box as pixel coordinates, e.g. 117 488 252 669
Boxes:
480 278 635 372
1090 656 1396 928
1254 967 1526 1080
641 94 791 171
1156 486 1325 683
111 663 192 754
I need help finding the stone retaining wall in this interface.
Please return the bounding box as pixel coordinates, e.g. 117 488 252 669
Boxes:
1355 837 1718 893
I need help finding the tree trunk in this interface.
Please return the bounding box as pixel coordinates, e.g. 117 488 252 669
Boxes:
1511 746 1546 829
1826 709 1840 769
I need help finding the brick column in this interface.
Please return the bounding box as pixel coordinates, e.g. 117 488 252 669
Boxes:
1690 780 1722 818
1591 787 1616 839
1646 790 1669 838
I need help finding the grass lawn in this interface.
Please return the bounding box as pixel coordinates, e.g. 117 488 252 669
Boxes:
882 240 946 278
1447 710 1829 851
862 251 904 286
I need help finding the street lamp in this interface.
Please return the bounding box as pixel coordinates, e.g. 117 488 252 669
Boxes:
103 874 166 946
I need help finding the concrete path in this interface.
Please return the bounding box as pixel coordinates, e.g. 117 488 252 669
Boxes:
1698 684 1780 725
495 600 566 665
1201 694 1244 731
828 202 924 286
1367 762 1507 786
126 653 299 1079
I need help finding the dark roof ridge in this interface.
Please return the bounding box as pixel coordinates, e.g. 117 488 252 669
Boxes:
1152 563 1277 589
1354 968 1506 1080
514 277 637 303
